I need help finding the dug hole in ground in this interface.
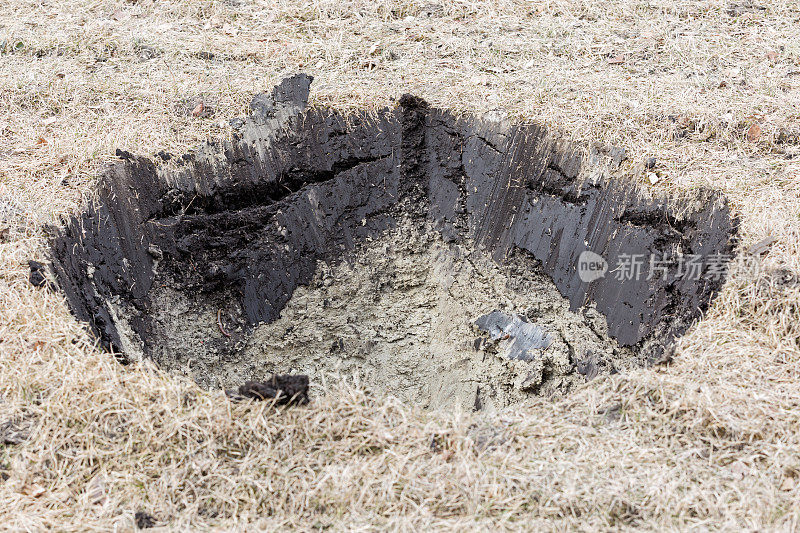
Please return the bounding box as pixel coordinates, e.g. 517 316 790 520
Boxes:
4 1 800 526
50 75 736 412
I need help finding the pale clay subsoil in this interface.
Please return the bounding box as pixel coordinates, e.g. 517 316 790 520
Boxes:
245 225 637 411
144 223 636 411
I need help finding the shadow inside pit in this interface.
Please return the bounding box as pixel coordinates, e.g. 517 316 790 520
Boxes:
48 74 738 409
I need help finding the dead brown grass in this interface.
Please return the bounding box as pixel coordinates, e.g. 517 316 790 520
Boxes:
2 0 800 529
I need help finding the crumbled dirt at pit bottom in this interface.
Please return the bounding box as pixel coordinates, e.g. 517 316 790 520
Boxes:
207 221 645 413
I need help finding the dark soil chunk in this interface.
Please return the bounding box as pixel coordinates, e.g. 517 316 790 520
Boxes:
232 374 310 405
28 260 52 290
134 511 157 529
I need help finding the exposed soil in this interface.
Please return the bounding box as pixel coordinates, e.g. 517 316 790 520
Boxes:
48 75 737 409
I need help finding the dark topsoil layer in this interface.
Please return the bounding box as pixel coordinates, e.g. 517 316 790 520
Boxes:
49 74 737 367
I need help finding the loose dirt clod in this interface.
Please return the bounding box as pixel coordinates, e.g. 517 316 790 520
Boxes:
27 260 51 290
134 511 157 529
228 375 310 405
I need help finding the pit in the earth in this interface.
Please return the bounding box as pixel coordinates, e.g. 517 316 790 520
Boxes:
50 75 737 411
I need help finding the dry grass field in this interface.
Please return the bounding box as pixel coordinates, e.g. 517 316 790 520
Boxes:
2 0 800 529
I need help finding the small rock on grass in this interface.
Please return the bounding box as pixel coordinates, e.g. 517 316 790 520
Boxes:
189 98 214 118
191 101 205 117
747 236 775 256
747 123 762 142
